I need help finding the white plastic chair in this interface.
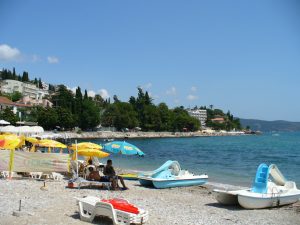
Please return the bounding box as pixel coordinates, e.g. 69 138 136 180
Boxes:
29 172 43 179
76 196 149 225
51 172 64 181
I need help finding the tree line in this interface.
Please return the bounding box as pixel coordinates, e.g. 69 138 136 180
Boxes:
0 68 241 132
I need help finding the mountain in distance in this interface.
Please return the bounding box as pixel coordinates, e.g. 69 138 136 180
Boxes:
239 118 300 132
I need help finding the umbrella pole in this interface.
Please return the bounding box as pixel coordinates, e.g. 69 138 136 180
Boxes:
75 140 78 178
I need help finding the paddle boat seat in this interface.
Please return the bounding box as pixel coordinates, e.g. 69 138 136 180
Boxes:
76 196 149 225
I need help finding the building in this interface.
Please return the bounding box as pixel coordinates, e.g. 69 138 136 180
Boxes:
0 96 31 114
17 96 53 108
0 79 49 100
211 117 225 124
187 109 207 128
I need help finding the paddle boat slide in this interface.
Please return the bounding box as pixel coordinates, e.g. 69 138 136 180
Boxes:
213 163 300 209
139 160 208 189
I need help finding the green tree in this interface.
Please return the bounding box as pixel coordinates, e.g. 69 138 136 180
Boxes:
10 91 22 102
80 99 101 130
36 107 58 130
22 71 29 82
101 102 138 130
38 78 43 89
56 107 75 129
0 107 19 124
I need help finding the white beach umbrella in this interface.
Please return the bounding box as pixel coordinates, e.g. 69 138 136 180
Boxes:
0 125 18 133
17 126 32 134
0 120 10 125
32 126 44 134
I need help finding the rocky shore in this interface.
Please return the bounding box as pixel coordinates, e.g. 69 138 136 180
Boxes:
50 131 246 140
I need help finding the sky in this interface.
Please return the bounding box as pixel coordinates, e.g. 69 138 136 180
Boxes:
0 1 300 121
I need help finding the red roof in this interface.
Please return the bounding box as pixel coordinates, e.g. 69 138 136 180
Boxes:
211 118 225 121
0 96 14 105
0 96 31 107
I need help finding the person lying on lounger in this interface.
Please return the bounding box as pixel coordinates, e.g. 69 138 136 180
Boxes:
103 159 128 190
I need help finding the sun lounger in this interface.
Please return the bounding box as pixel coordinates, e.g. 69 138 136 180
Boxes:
71 177 112 190
29 172 43 179
1 171 17 178
76 196 149 225
51 172 64 181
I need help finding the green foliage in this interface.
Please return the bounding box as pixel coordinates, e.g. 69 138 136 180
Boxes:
80 99 101 130
56 107 76 129
204 107 242 131
101 102 138 130
2 91 22 102
36 107 58 130
0 107 19 125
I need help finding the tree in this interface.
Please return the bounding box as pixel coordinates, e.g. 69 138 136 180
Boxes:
36 107 58 130
101 102 138 130
56 107 75 129
10 91 22 102
0 107 19 125
84 90 88 100
22 71 29 82
158 103 171 131
51 85 74 110
38 78 43 89
113 95 120 103
80 99 101 130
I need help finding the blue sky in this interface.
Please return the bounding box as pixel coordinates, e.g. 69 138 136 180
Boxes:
0 1 299 121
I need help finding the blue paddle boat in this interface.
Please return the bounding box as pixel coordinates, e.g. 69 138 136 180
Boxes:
138 160 208 189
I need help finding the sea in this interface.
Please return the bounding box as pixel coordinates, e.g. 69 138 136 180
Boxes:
90 132 300 187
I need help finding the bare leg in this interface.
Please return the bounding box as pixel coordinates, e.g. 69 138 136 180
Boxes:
117 176 128 189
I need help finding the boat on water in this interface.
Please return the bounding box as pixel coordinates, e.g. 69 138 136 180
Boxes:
138 160 208 189
213 163 300 209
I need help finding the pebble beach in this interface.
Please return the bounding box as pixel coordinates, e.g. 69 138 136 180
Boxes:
0 177 299 225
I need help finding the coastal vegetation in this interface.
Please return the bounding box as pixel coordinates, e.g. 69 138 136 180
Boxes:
1 68 242 131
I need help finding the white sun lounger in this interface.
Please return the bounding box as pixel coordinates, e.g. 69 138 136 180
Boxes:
51 172 64 181
72 177 112 190
76 196 149 225
29 172 43 179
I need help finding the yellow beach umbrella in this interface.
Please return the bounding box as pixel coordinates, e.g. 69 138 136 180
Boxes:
69 142 102 150
25 137 39 144
37 139 67 153
76 149 109 158
37 139 67 148
0 134 22 150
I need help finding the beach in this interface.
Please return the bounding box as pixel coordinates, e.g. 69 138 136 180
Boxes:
0 178 299 225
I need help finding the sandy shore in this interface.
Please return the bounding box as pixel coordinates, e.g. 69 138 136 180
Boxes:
0 178 299 225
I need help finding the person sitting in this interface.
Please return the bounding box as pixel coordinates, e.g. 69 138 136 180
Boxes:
103 159 128 190
84 159 96 179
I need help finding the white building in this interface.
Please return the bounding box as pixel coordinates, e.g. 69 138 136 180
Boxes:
0 79 49 100
187 109 207 128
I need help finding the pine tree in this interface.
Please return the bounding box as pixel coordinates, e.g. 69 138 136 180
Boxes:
84 90 88 99
38 78 43 89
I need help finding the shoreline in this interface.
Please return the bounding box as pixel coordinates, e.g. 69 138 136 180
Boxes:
47 131 248 140
0 178 299 225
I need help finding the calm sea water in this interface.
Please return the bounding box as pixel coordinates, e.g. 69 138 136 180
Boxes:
90 132 300 187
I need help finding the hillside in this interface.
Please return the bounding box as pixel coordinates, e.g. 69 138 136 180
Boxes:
240 119 300 132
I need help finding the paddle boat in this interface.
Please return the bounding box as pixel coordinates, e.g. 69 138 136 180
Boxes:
138 160 208 189
213 163 300 209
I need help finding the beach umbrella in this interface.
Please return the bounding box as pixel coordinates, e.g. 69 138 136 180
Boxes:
0 125 18 133
69 142 102 150
37 139 67 148
0 134 22 150
0 120 10 125
25 137 39 144
103 141 144 156
77 148 110 158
